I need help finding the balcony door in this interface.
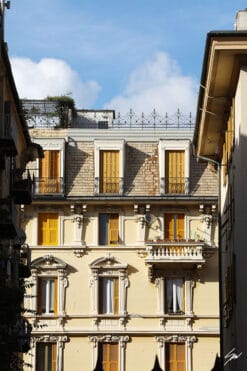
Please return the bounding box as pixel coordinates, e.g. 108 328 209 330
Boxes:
164 214 184 241
100 150 119 193
165 150 185 193
39 150 60 193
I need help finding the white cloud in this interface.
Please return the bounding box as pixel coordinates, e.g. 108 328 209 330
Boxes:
105 52 198 115
10 57 101 108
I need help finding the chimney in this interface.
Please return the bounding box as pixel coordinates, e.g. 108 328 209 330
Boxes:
235 9 247 30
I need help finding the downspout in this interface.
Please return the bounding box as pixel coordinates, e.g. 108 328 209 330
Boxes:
192 146 223 370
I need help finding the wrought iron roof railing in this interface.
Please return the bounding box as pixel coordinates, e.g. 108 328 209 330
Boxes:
21 99 195 130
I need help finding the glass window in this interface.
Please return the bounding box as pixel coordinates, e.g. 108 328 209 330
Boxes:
99 277 119 314
99 214 119 245
36 343 56 371
166 278 184 314
38 278 57 315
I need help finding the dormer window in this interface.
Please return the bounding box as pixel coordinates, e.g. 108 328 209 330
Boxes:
159 140 190 195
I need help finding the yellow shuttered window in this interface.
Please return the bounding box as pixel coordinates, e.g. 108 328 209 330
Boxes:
164 214 184 240
101 343 118 371
165 150 185 193
39 150 60 193
100 150 119 193
166 343 185 371
99 213 119 245
36 343 57 371
38 213 58 246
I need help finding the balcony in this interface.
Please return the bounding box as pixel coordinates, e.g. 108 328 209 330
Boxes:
11 170 32 204
145 240 206 276
0 113 17 157
19 244 31 279
161 177 189 194
95 177 124 195
33 177 64 195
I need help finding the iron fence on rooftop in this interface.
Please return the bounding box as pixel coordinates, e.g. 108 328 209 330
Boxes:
21 99 195 130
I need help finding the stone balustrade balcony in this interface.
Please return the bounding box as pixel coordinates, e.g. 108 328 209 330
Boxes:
145 240 206 268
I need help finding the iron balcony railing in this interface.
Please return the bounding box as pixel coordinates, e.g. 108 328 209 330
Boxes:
11 169 32 204
95 177 124 194
145 240 205 264
33 177 64 194
160 177 190 194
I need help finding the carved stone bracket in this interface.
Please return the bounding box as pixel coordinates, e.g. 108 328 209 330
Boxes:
89 335 130 348
73 247 86 258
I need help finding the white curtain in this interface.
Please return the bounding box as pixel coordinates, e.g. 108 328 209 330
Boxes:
103 278 114 314
174 278 183 312
166 278 183 313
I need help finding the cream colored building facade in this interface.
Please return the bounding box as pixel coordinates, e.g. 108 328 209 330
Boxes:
23 102 219 371
194 10 247 370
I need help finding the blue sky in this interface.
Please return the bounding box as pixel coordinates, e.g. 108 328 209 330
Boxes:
5 1 247 114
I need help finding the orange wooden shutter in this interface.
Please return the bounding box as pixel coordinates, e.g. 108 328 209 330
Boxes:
48 213 58 245
38 213 58 245
109 214 119 244
102 343 118 371
164 214 174 240
51 343 57 371
114 278 119 314
100 150 119 193
176 214 184 240
165 150 185 193
53 278 58 314
166 343 185 371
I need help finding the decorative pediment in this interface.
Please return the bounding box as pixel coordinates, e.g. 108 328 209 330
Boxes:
31 255 67 270
90 253 127 271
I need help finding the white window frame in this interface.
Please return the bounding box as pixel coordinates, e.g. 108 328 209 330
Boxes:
156 273 195 316
156 335 197 371
166 278 184 314
158 140 190 194
90 255 128 321
29 255 68 319
100 276 118 314
94 140 125 194
29 335 68 371
40 277 56 314
89 335 130 371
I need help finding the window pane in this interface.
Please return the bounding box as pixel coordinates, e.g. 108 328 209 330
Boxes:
49 280 55 313
37 343 56 371
99 214 108 245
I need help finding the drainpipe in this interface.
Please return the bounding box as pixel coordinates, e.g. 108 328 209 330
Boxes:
192 147 223 370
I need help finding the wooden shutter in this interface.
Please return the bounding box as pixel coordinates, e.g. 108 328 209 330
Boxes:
53 278 58 315
166 343 185 371
164 214 174 240
113 278 119 314
51 343 57 371
100 150 119 193
164 214 184 240
39 150 60 193
109 214 119 245
38 213 58 246
165 150 185 193
176 214 184 240
102 343 118 371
